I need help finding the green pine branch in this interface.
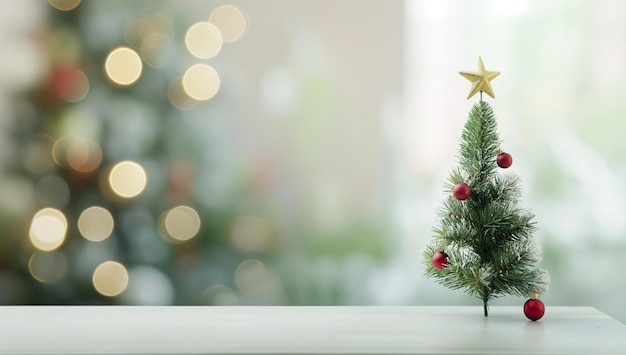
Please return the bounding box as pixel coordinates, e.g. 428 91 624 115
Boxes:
423 100 549 316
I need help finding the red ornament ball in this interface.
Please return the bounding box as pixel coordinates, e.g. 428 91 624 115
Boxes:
453 183 471 200
497 152 513 168
431 251 449 270
523 297 545 321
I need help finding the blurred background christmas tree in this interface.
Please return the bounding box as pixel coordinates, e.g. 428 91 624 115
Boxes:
0 0 402 305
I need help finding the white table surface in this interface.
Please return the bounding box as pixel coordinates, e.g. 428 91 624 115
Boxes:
0 306 624 354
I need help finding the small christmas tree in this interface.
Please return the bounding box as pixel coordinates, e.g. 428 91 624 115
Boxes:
423 57 549 319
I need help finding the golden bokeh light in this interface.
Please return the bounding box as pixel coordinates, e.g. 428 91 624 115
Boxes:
68 138 102 173
48 0 81 11
182 64 220 101
52 136 102 173
92 261 129 297
230 216 270 253
104 47 143 86
108 161 147 198
235 258 266 295
209 5 248 43
167 77 198 111
78 206 115 242
29 251 68 283
159 205 201 243
29 208 68 251
185 22 223 59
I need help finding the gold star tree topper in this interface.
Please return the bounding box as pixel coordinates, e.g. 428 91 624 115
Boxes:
459 57 500 99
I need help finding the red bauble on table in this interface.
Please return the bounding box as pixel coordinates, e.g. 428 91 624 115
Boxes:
431 251 449 270
453 183 471 200
497 152 513 168
523 294 545 321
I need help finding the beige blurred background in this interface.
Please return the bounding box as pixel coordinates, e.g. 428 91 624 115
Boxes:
0 0 625 323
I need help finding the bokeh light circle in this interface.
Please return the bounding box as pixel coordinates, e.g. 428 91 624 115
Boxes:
108 161 147 198
182 64 220 101
185 22 223 59
78 206 115 242
160 205 201 243
105 47 143 86
29 208 68 251
209 5 248 43
229 216 270 253
235 258 266 294
92 261 129 297
48 0 81 11
53 136 102 173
